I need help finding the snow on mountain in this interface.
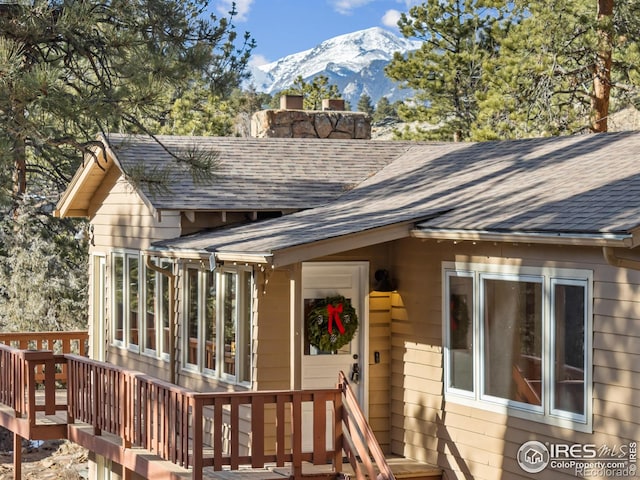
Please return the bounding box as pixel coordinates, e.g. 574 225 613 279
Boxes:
248 27 421 106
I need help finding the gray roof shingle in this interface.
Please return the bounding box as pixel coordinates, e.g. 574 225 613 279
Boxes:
105 134 416 211
151 131 640 258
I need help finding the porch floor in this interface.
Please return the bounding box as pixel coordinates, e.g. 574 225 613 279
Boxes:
206 456 442 480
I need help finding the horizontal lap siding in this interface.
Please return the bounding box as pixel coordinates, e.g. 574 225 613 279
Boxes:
369 292 393 451
255 269 292 391
390 238 640 480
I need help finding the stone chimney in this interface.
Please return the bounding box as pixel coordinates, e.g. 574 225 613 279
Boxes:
251 95 371 139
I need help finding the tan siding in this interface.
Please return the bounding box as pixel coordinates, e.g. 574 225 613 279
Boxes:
254 269 292 390
89 173 180 251
368 291 392 452
388 237 640 479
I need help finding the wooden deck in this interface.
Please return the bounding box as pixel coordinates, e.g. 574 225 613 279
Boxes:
0 332 442 480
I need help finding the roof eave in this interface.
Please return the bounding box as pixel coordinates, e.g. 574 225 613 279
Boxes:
410 227 635 248
55 145 109 218
267 220 415 268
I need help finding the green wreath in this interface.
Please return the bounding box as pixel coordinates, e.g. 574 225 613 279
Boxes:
306 295 358 351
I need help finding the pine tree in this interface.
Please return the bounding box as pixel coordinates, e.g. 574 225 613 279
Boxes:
357 94 374 115
372 97 398 123
385 0 513 141
474 0 640 139
0 199 88 331
0 1 255 203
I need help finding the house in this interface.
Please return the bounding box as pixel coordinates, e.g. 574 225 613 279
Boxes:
56 101 640 480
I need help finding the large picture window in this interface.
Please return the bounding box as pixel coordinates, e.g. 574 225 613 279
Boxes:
443 263 592 430
183 265 252 385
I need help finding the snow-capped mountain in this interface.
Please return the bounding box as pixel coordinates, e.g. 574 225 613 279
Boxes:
249 27 421 106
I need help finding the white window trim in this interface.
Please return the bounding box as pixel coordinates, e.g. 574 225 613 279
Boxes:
442 261 593 433
141 257 172 361
181 264 253 387
110 250 141 353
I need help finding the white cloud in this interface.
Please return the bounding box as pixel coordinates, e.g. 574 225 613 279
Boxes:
382 9 402 28
330 0 375 15
217 0 254 22
249 54 270 67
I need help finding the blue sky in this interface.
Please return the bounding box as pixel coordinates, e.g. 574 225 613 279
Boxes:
211 0 420 66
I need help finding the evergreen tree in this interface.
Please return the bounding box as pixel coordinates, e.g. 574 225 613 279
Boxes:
385 0 514 141
357 94 374 115
0 1 255 203
474 0 640 139
0 199 88 331
372 97 398 123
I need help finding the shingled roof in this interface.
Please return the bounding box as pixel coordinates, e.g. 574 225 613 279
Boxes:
150 132 640 265
104 134 416 211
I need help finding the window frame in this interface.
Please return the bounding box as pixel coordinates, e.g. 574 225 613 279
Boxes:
181 263 253 387
442 262 593 432
111 250 141 352
141 257 173 361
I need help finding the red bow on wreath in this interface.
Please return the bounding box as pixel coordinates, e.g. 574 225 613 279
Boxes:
327 303 346 335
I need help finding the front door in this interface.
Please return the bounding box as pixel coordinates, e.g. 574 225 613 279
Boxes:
300 262 368 450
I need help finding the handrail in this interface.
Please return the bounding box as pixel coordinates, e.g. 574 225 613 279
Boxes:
0 331 88 385
338 371 395 480
0 343 65 421
65 354 344 479
0 335 393 480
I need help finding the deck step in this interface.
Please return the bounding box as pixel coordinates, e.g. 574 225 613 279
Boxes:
384 457 442 480
272 457 442 480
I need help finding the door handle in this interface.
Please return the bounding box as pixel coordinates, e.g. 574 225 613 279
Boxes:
350 362 360 383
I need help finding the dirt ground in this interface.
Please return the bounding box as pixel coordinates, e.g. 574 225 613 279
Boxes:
0 440 88 480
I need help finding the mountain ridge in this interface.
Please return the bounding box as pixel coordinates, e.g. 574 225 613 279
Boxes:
249 27 420 106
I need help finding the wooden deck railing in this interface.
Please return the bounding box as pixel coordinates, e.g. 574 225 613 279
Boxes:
66 354 345 479
0 332 394 480
0 331 88 423
0 331 88 385
339 371 396 480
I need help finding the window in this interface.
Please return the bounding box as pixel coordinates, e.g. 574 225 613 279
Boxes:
183 265 252 385
111 252 140 350
143 257 172 358
113 252 173 356
443 263 592 430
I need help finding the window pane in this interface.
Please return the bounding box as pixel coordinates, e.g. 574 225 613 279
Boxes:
128 256 139 347
205 272 216 371
238 271 252 383
223 272 237 376
161 260 170 355
186 268 199 366
145 260 156 351
448 275 473 391
114 256 124 342
483 278 542 406
553 283 585 415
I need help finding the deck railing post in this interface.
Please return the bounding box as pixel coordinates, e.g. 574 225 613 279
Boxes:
191 396 203 480
333 390 343 473
291 392 303 479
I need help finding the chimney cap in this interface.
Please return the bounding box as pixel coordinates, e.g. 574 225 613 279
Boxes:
280 94 304 110
322 98 345 111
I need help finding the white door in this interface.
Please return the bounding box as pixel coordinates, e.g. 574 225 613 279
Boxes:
301 262 368 451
